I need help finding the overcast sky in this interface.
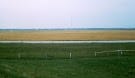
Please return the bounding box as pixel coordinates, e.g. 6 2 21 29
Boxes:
0 0 135 29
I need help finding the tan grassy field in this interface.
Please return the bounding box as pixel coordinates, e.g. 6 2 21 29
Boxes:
0 30 135 41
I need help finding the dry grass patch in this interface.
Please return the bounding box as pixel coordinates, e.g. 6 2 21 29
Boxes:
0 30 135 41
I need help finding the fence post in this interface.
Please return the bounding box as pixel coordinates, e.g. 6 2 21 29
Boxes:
18 53 21 59
117 50 120 56
69 52 72 59
95 52 97 56
46 53 47 59
120 51 123 55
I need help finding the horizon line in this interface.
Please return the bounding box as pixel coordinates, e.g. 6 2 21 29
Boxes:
0 28 135 30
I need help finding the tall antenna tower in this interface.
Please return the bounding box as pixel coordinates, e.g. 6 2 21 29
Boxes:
70 16 72 27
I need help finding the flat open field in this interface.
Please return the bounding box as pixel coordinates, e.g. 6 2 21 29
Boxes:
0 43 135 78
0 30 135 41
0 29 135 78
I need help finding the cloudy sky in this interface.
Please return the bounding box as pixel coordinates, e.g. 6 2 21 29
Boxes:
0 0 135 29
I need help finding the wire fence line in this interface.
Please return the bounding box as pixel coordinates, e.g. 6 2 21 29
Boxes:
95 50 135 56
0 50 135 59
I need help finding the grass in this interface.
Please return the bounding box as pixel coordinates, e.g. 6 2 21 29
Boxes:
0 57 135 78
0 43 135 78
0 43 135 59
0 30 135 40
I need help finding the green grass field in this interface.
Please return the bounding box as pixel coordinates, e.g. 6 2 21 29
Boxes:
0 43 135 78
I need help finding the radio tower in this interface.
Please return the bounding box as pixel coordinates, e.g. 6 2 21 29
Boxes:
70 16 72 28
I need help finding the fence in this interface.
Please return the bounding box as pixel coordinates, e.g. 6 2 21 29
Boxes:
0 50 135 59
95 50 135 57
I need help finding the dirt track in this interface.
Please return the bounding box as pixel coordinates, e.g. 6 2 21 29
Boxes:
0 40 135 43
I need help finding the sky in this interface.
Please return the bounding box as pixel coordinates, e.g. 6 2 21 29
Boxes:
0 0 135 29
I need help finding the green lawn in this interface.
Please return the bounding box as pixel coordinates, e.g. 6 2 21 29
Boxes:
0 43 135 78
0 57 135 78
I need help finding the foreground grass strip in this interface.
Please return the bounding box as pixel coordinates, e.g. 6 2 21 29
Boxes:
0 57 135 78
